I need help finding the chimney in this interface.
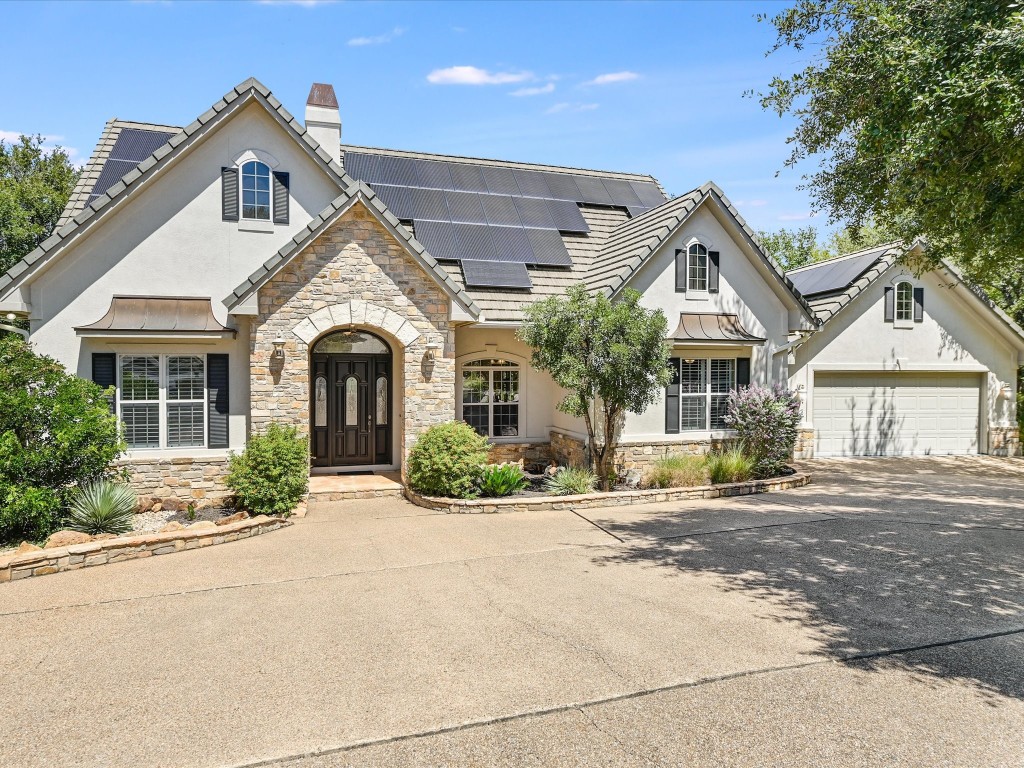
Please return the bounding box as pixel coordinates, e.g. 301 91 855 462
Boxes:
305 83 341 165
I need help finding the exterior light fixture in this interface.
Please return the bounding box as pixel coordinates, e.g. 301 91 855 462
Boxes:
683 358 696 364
272 337 286 359
424 340 443 362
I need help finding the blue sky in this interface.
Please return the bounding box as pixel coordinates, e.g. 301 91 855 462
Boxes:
2 0 828 234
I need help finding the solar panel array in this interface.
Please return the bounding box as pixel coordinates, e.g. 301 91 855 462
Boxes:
344 151 667 289
787 248 887 297
88 127 177 204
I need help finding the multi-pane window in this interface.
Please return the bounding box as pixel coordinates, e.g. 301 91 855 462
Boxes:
687 243 708 291
241 160 271 220
672 357 737 432
895 281 914 321
118 355 206 449
461 358 520 438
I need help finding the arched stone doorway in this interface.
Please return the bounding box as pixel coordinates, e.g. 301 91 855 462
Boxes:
310 329 393 467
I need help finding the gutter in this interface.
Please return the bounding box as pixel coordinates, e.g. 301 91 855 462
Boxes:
0 323 29 339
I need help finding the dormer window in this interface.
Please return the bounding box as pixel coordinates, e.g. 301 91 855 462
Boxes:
688 243 708 291
885 280 923 324
241 161 271 220
675 240 720 294
895 281 913 322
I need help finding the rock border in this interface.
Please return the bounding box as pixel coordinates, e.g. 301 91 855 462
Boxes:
405 472 811 514
0 515 291 584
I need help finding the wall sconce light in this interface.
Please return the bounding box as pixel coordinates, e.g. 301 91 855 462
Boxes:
424 340 443 362
272 337 286 359
999 382 1012 399
683 358 696 364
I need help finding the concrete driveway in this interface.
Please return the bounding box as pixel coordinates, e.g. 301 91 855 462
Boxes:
1 456 1022 767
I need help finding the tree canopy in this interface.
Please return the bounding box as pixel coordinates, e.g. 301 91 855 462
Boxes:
0 135 79 275
758 0 1024 277
759 220 895 270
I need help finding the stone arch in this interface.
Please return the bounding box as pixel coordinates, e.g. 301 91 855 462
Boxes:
292 300 423 348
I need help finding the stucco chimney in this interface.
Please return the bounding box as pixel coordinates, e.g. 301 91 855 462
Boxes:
305 83 341 165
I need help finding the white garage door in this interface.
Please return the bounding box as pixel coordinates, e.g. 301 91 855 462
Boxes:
813 372 981 456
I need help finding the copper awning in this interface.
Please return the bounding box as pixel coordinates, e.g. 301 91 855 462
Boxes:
668 313 766 345
75 296 236 338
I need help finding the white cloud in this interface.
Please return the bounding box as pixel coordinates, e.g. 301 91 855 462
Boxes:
777 211 819 222
0 130 78 160
545 102 599 115
427 66 533 86
583 71 640 86
510 83 555 97
734 199 769 208
348 27 405 46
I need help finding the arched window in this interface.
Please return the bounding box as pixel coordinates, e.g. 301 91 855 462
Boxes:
460 358 521 438
895 281 914 322
687 243 708 291
241 160 271 220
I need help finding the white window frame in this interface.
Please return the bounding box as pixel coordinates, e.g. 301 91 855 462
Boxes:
117 354 208 450
457 356 524 440
240 160 272 222
895 280 914 325
687 242 709 292
673 356 737 432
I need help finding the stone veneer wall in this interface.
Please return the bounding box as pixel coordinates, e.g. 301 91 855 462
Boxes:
487 442 552 467
549 430 587 468
793 428 816 460
117 457 232 511
250 203 455 472
989 426 1021 457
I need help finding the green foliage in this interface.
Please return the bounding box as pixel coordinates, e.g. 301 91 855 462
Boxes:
519 284 671 490
705 449 755 485
226 423 308 516
66 480 137 535
757 0 1024 277
726 385 802 479
0 337 124 544
478 463 530 498
643 455 709 489
0 135 79 274
407 421 489 499
544 466 598 496
758 226 830 270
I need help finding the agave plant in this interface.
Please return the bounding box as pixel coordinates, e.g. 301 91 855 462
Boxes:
543 466 598 496
66 480 138 535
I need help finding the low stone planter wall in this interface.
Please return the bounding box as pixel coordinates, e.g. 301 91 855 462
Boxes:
0 515 291 583
406 472 811 514
117 455 233 511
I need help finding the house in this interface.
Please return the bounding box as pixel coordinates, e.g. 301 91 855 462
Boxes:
1 78 1020 508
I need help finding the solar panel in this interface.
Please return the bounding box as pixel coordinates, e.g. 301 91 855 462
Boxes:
602 178 643 207
453 222 498 261
414 158 453 189
481 194 522 227
109 128 176 162
445 191 487 224
461 259 532 289
373 185 413 219
512 169 551 198
546 199 589 232
448 163 488 192
573 176 614 206
406 187 449 221
481 165 521 196
525 228 573 266
787 249 885 297
343 151 379 182
514 197 555 229
89 159 140 201
378 155 419 186
490 226 534 263
626 205 650 219
544 173 581 200
414 220 461 261
631 181 667 207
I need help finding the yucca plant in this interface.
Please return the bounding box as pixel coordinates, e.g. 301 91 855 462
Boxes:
544 466 598 496
706 448 755 485
478 463 530 498
66 480 137 535
643 455 709 489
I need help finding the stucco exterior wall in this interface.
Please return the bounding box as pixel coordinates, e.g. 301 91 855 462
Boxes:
250 202 453 472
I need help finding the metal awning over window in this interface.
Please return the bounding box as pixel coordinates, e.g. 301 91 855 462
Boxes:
668 313 766 345
75 296 236 339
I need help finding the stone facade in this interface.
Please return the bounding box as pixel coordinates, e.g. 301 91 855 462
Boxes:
989 426 1021 457
612 438 739 474
486 441 552 468
793 428 816 460
250 202 455 474
117 456 232 511
549 430 587 468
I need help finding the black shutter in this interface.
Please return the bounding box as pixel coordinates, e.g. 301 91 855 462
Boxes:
708 251 720 293
675 249 686 293
92 353 116 414
884 286 894 322
736 357 750 389
221 167 239 222
273 171 290 225
207 354 230 449
665 358 681 434
913 287 924 322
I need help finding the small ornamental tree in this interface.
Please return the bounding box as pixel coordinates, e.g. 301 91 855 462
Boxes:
0 336 124 542
519 284 671 491
725 384 802 479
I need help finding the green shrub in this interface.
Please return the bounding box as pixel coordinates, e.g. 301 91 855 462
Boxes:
478 463 529 498
644 455 708 489
407 421 489 499
226 423 308 516
544 466 598 496
66 480 136 535
706 448 755 484
726 385 801 478
0 337 124 544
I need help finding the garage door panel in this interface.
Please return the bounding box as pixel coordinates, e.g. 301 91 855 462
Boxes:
813 372 980 457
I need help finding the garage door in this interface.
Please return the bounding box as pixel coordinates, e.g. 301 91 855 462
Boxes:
813 372 981 456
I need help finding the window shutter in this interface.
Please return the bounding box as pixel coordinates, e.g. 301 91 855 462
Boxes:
913 287 924 322
736 357 750 389
665 358 681 434
883 286 894 322
207 354 230 449
675 249 686 293
708 251 720 293
273 171 290 225
92 353 117 414
221 167 239 222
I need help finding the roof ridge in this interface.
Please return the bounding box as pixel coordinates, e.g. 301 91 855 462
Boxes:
787 240 903 273
110 118 183 132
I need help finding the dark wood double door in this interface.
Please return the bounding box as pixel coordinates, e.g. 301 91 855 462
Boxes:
310 354 392 467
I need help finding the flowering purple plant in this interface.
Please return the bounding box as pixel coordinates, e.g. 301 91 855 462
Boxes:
725 384 801 479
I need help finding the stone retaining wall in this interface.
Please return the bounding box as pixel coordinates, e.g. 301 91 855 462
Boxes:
989 426 1021 457
117 456 233 511
0 516 290 583
487 441 552 466
549 430 586 468
407 472 811 514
